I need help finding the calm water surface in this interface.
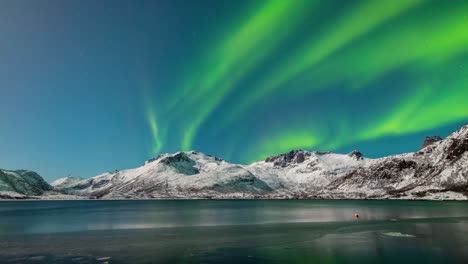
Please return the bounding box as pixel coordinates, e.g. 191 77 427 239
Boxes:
0 200 467 263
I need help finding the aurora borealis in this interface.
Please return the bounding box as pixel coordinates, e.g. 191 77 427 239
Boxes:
0 0 467 180
148 0 468 161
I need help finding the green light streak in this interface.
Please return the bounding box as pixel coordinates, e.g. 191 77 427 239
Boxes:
177 0 313 150
221 0 421 129
144 1 468 161
359 68 468 141
169 0 310 109
142 77 164 156
304 3 468 92
247 60 468 161
146 105 163 155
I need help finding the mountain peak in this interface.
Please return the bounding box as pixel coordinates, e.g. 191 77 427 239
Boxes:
348 150 364 160
153 152 199 175
144 154 165 165
450 124 468 140
422 136 442 149
265 149 311 167
145 150 225 166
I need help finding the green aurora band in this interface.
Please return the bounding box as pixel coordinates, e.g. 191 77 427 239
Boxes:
221 0 423 127
167 0 313 150
145 0 468 162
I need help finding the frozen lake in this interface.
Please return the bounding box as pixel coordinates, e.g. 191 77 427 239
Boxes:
0 200 467 263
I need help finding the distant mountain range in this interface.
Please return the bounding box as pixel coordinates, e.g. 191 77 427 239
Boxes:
1 125 467 200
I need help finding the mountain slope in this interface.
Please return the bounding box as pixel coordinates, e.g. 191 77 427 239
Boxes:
57 152 273 199
51 176 85 189
325 125 468 199
0 169 52 198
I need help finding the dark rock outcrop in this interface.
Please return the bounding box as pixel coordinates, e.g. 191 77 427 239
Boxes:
422 136 442 149
265 150 311 167
160 152 200 175
348 150 364 160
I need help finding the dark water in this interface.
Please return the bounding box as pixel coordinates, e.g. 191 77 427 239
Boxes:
0 200 467 263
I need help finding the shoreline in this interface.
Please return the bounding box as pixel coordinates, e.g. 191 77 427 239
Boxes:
0 197 467 202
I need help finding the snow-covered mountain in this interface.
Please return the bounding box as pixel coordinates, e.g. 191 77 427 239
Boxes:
2 125 466 200
53 125 468 200
324 124 468 200
54 152 274 199
51 176 85 189
0 169 52 198
245 149 372 196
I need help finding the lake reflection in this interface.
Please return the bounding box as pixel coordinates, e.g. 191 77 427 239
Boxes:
0 200 467 263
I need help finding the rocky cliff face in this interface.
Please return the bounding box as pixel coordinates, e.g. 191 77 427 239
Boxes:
265 149 312 167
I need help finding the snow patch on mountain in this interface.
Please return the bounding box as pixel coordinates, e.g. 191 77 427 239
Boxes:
51 176 84 189
246 150 373 194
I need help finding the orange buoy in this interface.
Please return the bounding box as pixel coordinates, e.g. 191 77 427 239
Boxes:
354 212 359 220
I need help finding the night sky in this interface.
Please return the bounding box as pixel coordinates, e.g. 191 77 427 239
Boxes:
1 0 467 181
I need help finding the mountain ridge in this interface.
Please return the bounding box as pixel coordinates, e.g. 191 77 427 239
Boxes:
2 124 467 200
51 124 467 200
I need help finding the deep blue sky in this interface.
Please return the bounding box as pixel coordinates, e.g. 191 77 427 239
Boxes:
0 0 467 182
